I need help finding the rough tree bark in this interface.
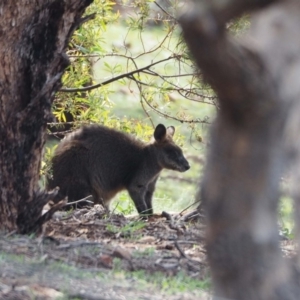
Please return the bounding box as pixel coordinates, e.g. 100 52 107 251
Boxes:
180 0 300 299
0 0 92 233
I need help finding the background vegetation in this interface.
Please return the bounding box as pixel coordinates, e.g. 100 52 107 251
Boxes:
43 0 293 235
43 0 206 214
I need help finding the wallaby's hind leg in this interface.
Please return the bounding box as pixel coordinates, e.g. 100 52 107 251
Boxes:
91 187 110 211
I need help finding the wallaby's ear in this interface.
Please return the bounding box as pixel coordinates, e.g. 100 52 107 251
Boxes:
154 124 167 142
166 126 175 137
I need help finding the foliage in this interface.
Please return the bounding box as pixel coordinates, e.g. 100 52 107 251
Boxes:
40 144 57 187
111 191 137 214
45 0 253 215
50 0 218 136
106 219 146 237
279 195 294 239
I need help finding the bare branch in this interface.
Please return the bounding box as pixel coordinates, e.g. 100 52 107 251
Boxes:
154 1 177 22
76 13 96 28
140 89 211 125
59 56 177 92
65 196 94 207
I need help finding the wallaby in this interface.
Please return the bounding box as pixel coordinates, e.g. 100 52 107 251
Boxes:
47 124 190 215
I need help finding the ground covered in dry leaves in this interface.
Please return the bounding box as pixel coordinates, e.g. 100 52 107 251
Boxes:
0 205 214 300
0 205 296 300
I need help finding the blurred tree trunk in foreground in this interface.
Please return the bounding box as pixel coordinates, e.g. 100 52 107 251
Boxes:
0 0 92 233
180 0 300 299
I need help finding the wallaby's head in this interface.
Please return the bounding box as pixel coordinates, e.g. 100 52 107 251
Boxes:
152 124 190 172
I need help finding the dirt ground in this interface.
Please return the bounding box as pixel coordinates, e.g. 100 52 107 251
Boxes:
0 205 296 300
0 206 213 300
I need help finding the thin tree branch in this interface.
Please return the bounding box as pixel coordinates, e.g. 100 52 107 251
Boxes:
76 13 96 28
140 90 211 125
154 1 177 22
59 56 177 92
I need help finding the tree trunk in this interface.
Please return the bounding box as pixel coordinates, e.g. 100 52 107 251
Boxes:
0 0 92 233
180 0 300 299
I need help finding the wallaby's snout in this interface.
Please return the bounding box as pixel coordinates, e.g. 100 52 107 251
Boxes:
180 156 190 172
172 153 190 172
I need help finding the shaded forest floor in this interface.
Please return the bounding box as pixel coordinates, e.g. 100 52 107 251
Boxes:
0 206 213 300
0 205 296 299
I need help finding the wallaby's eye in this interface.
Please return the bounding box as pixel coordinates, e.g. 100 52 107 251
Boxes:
165 147 180 159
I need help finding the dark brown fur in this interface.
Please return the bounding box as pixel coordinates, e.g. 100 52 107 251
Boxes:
47 124 190 215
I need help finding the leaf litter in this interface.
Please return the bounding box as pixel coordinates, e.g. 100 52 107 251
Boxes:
0 205 211 300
